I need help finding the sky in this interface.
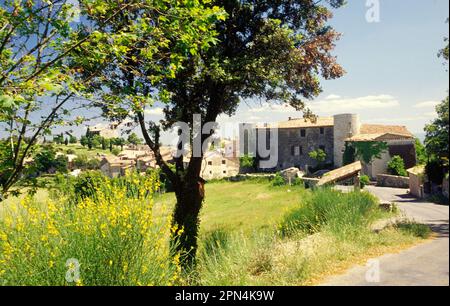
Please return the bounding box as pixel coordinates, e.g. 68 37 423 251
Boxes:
11 0 448 144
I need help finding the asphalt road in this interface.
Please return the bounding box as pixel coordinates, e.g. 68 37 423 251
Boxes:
321 186 449 286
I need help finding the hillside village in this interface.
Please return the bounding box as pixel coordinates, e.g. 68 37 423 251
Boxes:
0 0 447 288
46 113 446 201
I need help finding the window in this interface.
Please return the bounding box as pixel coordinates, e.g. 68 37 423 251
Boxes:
300 146 303 155
320 127 325 135
292 146 301 156
223 170 227 174
319 145 325 151
208 161 212 166
222 160 226 165
300 129 306 137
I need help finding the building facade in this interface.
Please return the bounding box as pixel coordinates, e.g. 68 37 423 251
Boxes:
241 113 417 178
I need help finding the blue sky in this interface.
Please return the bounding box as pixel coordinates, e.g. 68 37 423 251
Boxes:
39 0 449 143
210 0 450 139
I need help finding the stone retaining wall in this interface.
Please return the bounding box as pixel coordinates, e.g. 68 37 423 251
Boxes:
377 174 410 189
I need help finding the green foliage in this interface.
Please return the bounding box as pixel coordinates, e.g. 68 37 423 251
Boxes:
0 0 94 196
350 141 388 164
73 154 100 170
425 96 449 160
239 154 256 170
395 222 432 239
127 133 143 146
425 159 446 184
111 148 121 156
360 175 370 189
387 155 408 177
343 143 356 166
35 147 68 174
279 189 379 237
271 173 286 187
0 172 181 285
415 138 428 165
309 149 327 163
69 135 77 144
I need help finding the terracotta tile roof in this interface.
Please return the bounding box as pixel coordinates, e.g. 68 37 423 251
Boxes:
257 117 334 129
346 133 415 142
360 124 413 137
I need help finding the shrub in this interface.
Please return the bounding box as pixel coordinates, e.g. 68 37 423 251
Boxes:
360 175 370 189
0 171 181 286
387 155 408 177
395 222 432 239
66 149 76 155
111 148 121 156
271 173 285 187
279 188 379 237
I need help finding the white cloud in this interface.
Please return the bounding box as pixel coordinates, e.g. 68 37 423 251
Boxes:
250 103 296 113
310 94 400 113
324 94 341 100
413 101 440 109
145 107 164 116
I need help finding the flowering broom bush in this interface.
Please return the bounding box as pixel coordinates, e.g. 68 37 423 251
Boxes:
0 171 182 286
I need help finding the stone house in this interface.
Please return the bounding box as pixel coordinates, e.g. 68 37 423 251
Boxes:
241 113 416 179
201 151 240 180
100 156 136 178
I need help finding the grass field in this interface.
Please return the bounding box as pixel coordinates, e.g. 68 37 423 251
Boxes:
0 178 430 286
54 143 115 158
154 180 301 234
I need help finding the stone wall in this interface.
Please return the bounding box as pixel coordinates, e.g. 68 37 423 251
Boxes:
443 177 449 199
377 174 410 189
261 126 334 172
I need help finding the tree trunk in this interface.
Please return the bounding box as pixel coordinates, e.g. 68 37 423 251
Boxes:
171 174 205 268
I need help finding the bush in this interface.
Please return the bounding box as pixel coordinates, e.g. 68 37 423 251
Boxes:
395 222 432 239
111 148 121 156
387 155 407 177
279 188 379 237
271 173 286 187
0 171 181 286
360 175 370 189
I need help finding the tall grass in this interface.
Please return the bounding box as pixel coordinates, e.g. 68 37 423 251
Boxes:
191 188 427 286
0 171 181 286
279 188 381 238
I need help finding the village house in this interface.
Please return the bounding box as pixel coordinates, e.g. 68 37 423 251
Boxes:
201 151 240 180
100 156 136 178
89 123 119 139
241 113 417 179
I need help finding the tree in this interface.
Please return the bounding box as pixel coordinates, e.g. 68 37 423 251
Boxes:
53 134 64 145
64 138 69 146
78 0 345 267
350 141 389 164
425 96 449 161
387 155 407 177
415 138 427 165
80 136 89 147
0 0 126 198
113 138 126 151
69 135 77 144
127 133 142 146
309 149 327 164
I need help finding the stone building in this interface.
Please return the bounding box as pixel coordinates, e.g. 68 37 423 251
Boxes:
201 151 240 180
241 113 417 179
